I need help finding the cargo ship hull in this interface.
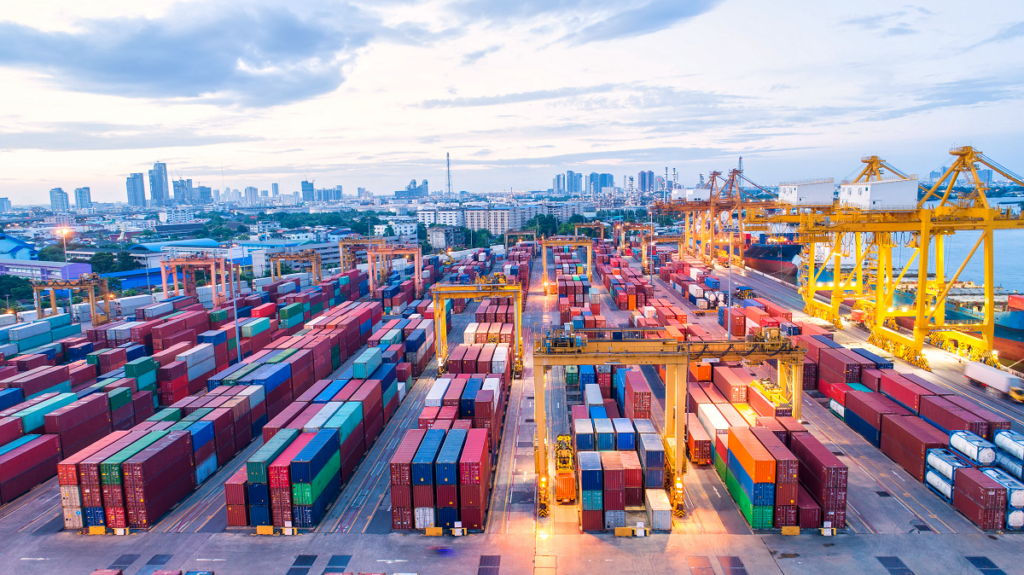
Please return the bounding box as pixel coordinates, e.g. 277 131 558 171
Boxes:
743 243 801 278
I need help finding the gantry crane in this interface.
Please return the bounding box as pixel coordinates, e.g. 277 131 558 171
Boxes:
268 249 322 284
338 236 387 271
431 282 524 378
33 273 113 325
367 244 423 298
617 223 655 273
160 254 238 306
540 236 593 292
573 221 608 239
747 147 1024 368
532 326 806 518
504 230 537 253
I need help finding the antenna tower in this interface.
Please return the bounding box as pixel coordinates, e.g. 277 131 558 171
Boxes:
446 153 453 201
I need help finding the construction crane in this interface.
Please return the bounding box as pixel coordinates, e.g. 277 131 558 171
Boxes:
504 230 537 253
532 326 806 517
33 273 113 326
746 147 1024 368
338 236 387 272
268 249 322 284
540 236 594 292
431 283 524 378
160 254 238 306
573 221 608 239
366 244 423 298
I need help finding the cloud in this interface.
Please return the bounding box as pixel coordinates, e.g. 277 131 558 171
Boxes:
563 0 721 45
0 3 406 107
452 0 720 43
462 44 502 65
966 21 1024 51
0 122 260 151
884 23 918 36
866 76 1024 121
419 83 618 108
841 10 921 36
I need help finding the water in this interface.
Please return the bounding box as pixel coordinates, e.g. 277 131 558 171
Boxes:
891 229 1024 292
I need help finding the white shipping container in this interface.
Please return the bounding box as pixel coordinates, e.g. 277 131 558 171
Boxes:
9 321 51 341
238 385 266 407
63 507 83 530
0 314 15 327
304 402 343 432
144 302 174 318
178 343 215 367
424 379 450 407
0 343 17 357
60 485 81 507
925 470 953 500
829 399 845 418
644 489 672 531
398 380 407 402
414 507 435 529
778 179 835 205
839 177 918 210
584 384 603 407
1008 509 1024 530
187 357 217 381
491 349 508 377
696 298 710 310
697 404 729 440
278 282 296 295
995 430 1024 461
688 284 703 298
950 431 996 465
482 378 501 412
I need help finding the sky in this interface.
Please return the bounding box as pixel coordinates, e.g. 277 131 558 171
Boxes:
1 0 1023 204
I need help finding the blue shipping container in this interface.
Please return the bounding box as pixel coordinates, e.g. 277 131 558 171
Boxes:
638 433 665 470
612 418 635 451
574 419 594 451
435 428 468 485
578 451 603 491
411 429 446 485
461 379 482 418
593 418 615 451
291 429 342 484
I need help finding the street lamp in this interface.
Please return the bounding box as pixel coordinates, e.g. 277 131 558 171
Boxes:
57 229 69 279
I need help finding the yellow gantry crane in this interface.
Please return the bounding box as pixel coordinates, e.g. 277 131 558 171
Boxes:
573 221 608 239
617 223 655 273
160 254 238 306
34 273 113 325
746 147 1024 368
431 282 524 379
540 235 593 292
338 236 387 271
504 230 537 252
367 244 423 298
268 249 322 284
532 326 806 518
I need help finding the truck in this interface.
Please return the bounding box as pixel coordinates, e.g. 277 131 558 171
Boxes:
964 361 1024 402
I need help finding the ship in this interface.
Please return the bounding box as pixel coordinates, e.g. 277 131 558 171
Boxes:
694 233 804 278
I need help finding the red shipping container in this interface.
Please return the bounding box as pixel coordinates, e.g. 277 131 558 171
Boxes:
580 509 603 531
943 395 1010 441
392 506 413 530
918 395 987 436
879 372 933 413
774 505 798 528
712 366 748 403
600 451 625 490
796 485 822 528
268 433 314 489
686 413 712 465
620 450 643 488
749 427 798 485
412 484 434 508
227 504 249 527
0 434 60 503
788 431 847 505
460 506 483 530
953 467 1007 510
879 415 948 482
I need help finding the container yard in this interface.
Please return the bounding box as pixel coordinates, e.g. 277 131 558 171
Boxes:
2 228 1024 575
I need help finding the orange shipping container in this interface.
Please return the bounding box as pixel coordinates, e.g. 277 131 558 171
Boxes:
727 427 777 484
689 361 712 382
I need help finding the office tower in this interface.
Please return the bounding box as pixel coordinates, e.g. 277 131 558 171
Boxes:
260 190 269 197
173 178 193 204
301 181 315 201
74 187 91 209
148 162 169 207
197 186 213 204
126 173 146 207
588 173 600 197
272 183 279 196
49 188 70 212
566 171 577 194
0 198 11 212
553 174 565 193
244 186 258 206
599 173 615 190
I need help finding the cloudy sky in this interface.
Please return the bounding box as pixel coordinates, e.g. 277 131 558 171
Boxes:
1 0 1022 204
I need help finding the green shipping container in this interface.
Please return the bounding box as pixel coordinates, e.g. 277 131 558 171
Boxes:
100 431 168 485
51 323 82 340
725 468 774 529
241 317 270 338
136 370 158 390
266 349 297 364
87 349 112 365
183 407 213 422
17 332 53 352
291 451 340 505
247 428 299 484
715 451 726 481
225 362 262 385
14 392 76 432
125 357 158 378
108 387 132 411
147 408 182 422
279 303 304 320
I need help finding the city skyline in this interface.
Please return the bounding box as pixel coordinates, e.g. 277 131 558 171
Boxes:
0 1 1022 204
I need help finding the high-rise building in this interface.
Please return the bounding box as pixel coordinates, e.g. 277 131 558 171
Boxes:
566 171 577 194
148 162 169 207
197 186 213 204
638 170 655 193
301 181 315 202
244 186 259 206
395 180 428 201
260 190 269 197
599 173 615 190
49 188 70 213
553 174 565 193
126 173 146 207
173 178 193 204
74 187 92 209
0 198 11 213
588 173 600 197
213 188 221 202
271 183 279 196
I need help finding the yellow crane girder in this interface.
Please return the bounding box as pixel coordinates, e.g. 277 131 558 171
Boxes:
431 283 524 379
532 328 806 518
540 235 593 287
505 230 537 252
338 236 387 271
268 249 322 284
573 221 608 239
33 273 113 326
367 244 423 298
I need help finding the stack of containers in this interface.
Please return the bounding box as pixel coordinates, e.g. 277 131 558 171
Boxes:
458 428 491 530
880 415 949 482
953 467 1008 530
789 432 847 529
291 429 341 528
435 428 467 528
725 427 776 529
412 429 445 529
247 429 299 526
268 433 313 528
124 430 196 528
600 451 625 529
57 431 128 529
750 427 799 527
637 433 665 490
390 429 425 530
578 451 603 531
622 371 652 419
44 394 113 458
